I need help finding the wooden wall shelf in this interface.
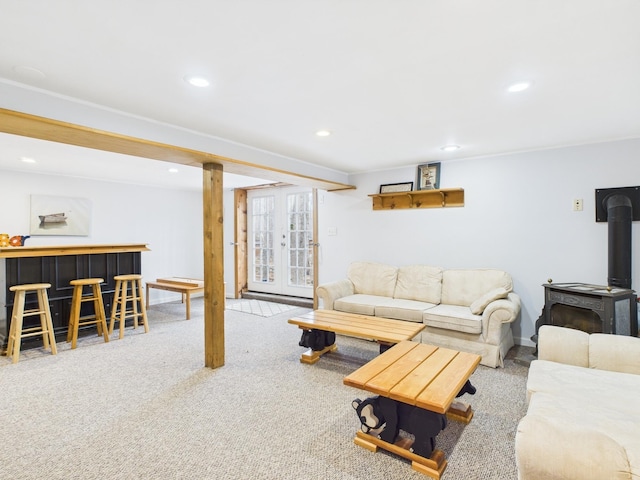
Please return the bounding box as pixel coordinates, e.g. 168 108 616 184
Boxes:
369 188 464 210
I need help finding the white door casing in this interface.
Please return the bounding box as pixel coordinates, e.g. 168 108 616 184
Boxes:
247 186 313 298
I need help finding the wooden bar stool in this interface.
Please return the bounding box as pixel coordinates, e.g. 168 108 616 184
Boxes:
109 274 149 339
67 278 110 349
6 283 57 363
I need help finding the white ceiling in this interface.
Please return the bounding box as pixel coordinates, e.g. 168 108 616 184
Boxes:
0 132 271 190
1 0 639 190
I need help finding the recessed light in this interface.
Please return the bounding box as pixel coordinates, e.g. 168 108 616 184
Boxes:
440 145 460 152
507 81 532 93
316 130 331 137
184 75 210 87
20 156 36 163
168 168 179 173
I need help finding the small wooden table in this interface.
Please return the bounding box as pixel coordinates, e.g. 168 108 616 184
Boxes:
287 309 425 364
343 341 481 479
145 277 204 320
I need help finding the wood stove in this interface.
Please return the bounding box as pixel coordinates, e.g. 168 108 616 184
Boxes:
532 282 638 351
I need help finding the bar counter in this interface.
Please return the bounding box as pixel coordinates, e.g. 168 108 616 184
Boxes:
0 243 149 258
1 243 149 351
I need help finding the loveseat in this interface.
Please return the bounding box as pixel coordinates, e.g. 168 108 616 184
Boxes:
316 261 521 367
516 325 640 480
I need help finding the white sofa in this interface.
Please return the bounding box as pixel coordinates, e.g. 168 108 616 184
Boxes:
516 325 640 480
316 261 521 367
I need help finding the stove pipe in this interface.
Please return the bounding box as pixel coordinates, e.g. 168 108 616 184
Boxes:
605 194 633 289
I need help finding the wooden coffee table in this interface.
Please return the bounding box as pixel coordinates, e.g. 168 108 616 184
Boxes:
287 309 425 364
343 340 481 478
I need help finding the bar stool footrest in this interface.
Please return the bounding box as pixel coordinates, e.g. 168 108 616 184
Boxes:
20 329 54 338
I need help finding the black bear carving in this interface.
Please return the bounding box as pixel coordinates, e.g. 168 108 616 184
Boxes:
298 329 335 351
352 395 447 458
351 380 476 458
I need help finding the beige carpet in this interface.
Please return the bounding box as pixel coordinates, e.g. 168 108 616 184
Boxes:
0 298 528 479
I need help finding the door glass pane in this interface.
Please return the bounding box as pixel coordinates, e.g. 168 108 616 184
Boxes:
251 195 275 284
286 191 313 287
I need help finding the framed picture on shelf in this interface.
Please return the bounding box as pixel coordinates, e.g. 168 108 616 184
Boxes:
379 182 413 194
416 162 441 190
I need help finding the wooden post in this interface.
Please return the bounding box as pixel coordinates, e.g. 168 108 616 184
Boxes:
203 163 225 368
233 188 248 298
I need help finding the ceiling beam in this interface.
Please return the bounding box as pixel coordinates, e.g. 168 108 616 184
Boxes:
0 108 356 192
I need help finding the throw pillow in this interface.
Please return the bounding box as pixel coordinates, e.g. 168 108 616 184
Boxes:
469 287 509 315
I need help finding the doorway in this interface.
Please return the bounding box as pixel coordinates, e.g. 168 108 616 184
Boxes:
247 186 314 299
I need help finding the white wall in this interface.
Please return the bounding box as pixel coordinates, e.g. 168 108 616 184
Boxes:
5 138 639 344
318 139 640 346
0 170 205 305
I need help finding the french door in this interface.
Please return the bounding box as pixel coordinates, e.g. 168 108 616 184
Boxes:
247 186 314 298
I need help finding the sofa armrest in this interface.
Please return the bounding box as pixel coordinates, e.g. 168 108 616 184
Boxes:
481 292 521 344
316 279 354 310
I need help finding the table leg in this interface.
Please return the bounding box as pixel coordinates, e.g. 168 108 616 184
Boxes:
446 401 474 424
354 431 447 479
145 283 150 309
300 344 337 364
185 291 191 320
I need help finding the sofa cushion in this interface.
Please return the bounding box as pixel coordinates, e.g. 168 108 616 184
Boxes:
375 299 436 323
519 360 640 479
441 269 513 307
526 359 640 406
517 390 640 480
469 287 509 314
334 294 396 316
538 325 590 367
590 333 640 374
538 326 640 375
393 265 443 304
423 304 482 334
347 262 398 297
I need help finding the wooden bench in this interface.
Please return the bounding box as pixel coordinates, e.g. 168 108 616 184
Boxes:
287 309 426 364
145 277 204 320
